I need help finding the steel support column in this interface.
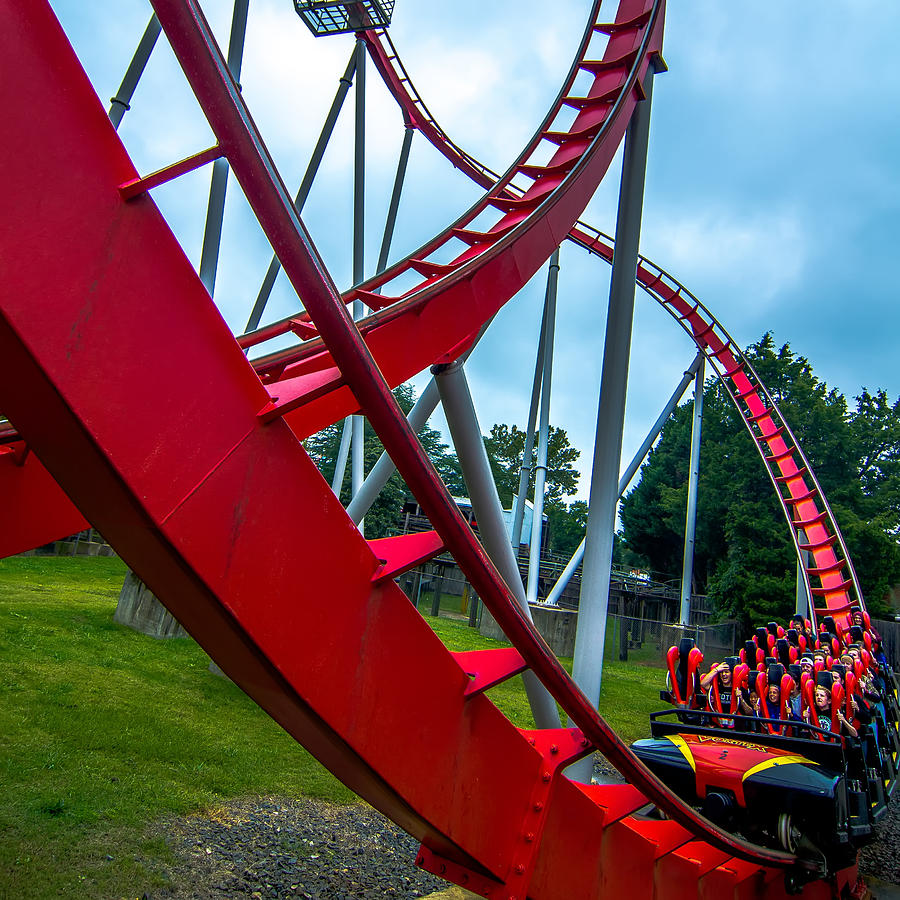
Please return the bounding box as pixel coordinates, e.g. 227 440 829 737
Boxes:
244 46 358 333
569 69 657 782
340 119 414 518
435 361 560 730
108 14 161 129
375 124 414 276
526 249 560 604
679 356 704 625
546 353 703 606
331 416 352 495
197 0 249 297
351 37 367 532
511 299 549 551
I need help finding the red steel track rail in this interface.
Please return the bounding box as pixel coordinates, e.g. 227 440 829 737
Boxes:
0 1 861 897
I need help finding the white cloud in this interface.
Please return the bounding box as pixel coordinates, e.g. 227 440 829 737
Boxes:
644 206 809 311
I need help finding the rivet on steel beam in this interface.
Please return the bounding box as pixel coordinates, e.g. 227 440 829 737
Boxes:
524 832 535 843
528 738 536 745
533 801 544 812
515 864 525 875
542 771 552 783
550 744 559 754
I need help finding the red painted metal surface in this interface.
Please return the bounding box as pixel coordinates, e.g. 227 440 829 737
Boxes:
0 1 857 897
0 443 87 557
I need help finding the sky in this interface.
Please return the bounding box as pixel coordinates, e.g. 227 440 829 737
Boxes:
47 0 900 506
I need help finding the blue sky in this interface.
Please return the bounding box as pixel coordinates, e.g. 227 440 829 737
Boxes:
48 0 900 504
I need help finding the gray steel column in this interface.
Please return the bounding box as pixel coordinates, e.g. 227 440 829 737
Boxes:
545 353 703 606
569 69 657 782
198 0 250 296
346 380 440 523
435 361 561 730
109 14 162 129
341 118 414 519
350 38 367 533
244 46 358 333
526 249 560 604
679 356 705 624
375 125 415 276
331 417 352 495
511 300 549 550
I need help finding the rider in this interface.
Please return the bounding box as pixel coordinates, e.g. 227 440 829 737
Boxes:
701 660 736 727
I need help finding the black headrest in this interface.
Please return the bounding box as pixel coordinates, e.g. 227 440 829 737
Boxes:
767 622 779 636
822 615 837 634
850 625 864 643
788 663 801 683
776 638 791 666
765 656 776 667
816 671 834 690
747 670 759 692
755 626 768 647
767 663 785 684
674 638 697 697
724 656 740 670
786 628 800 646
744 639 757 658
831 663 846 681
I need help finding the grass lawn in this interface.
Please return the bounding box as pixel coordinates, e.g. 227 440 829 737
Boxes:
0 556 662 898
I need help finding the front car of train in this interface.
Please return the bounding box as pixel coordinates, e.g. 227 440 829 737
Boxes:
636 618 900 875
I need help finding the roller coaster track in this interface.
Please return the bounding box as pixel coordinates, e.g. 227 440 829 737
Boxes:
357 25 865 633
0 1 863 897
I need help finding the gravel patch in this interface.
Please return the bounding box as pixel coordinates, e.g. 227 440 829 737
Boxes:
144 797 446 900
860 791 900 885
145 781 898 899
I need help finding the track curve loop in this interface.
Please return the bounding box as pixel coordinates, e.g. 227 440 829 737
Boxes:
0 1 856 897
359 22 864 633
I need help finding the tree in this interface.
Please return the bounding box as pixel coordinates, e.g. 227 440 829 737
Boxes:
546 499 588 557
303 384 465 539
620 334 900 629
481 423 583 557
483 424 580 507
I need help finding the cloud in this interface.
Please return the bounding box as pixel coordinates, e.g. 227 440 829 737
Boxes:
644 206 809 312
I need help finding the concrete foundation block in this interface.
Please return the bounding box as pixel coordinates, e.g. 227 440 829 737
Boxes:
480 603 578 657
114 570 188 639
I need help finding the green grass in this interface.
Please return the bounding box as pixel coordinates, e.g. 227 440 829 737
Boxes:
0 557 662 898
0 556 353 899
